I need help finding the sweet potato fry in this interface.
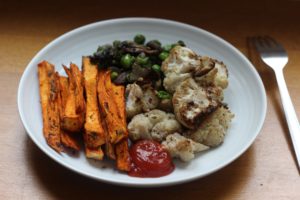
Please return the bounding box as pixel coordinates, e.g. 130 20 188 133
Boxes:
60 130 81 151
104 136 116 160
61 64 85 132
85 146 104 160
82 57 106 159
70 63 85 114
56 75 63 120
115 139 130 171
59 76 69 115
111 82 130 171
100 111 116 160
38 61 62 152
58 75 80 151
97 70 127 144
111 84 126 125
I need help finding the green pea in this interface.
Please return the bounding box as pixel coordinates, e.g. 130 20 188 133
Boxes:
163 44 172 52
134 34 146 44
152 64 161 73
110 71 119 80
121 54 135 68
136 55 149 65
157 90 171 99
159 51 169 61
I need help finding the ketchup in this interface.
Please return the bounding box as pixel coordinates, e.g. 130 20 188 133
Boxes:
128 140 174 178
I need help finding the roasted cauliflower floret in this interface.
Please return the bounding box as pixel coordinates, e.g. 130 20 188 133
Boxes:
161 46 200 74
128 109 182 142
125 84 159 118
141 85 160 112
161 46 201 93
163 73 192 94
151 117 182 141
125 83 143 119
161 46 229 93
145 109 167 125
127 114 153 140
186 106 234 147
173 78 220 129
195 57 228 89
162 133 209 162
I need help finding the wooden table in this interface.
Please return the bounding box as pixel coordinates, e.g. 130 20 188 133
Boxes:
1 0 300 199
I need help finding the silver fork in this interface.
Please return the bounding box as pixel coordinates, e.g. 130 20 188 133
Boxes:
253 36 300 171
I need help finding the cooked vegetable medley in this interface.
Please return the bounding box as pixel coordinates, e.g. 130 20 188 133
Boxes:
38 34 234 178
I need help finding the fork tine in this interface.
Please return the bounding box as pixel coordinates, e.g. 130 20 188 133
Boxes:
252 36 265 50
257 36 267 47
252 36 284 52
264 36 280 47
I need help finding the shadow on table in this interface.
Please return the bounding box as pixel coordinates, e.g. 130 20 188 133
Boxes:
25 135 255 200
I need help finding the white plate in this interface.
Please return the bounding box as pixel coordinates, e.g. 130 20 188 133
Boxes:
18 18 266 187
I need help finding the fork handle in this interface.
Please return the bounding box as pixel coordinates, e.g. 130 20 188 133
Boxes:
274 68 300 169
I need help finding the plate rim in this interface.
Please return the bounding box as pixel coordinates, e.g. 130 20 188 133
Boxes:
17 17 267 187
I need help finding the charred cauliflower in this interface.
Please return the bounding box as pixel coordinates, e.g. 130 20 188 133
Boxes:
172 78 221 129
161 46 200 93
195 56 228 89
161 46 229 94
125 83 159 118
186 106 234 147
162 133 209 162
128 109 182 142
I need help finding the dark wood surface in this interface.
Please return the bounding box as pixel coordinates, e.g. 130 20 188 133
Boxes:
1 0 300 199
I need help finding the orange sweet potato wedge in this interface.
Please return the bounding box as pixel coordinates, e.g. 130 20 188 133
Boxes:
61 64 85 132
115 139 130 171
111 81 130 171
97 70 127 144
58 75 80 151
82 57 106 159
38 61 62 152
59 76 69 115
85 146 104 160
70 63 85 114
60 130 81 151
111 83 126 125
105 136 116 160
100 110 116 160
96 69 116 159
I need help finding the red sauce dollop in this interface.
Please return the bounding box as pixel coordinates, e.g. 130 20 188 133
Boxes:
128 140 174 178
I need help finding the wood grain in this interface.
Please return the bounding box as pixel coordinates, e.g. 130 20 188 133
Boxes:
1 0 300 199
